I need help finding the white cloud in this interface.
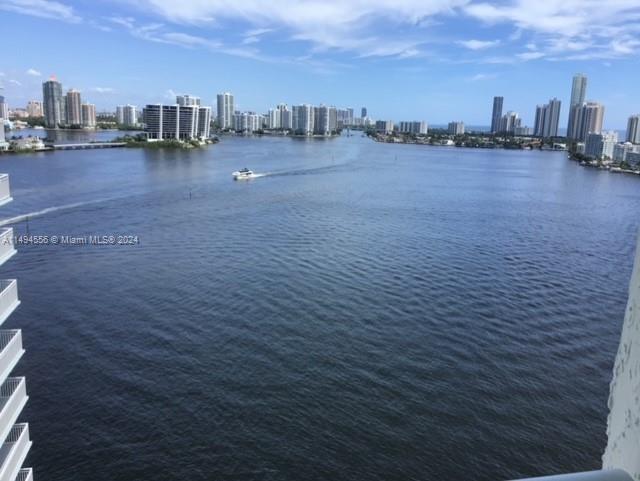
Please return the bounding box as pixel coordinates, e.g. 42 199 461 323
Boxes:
8 80 22 86
91 87 115 93
516 51 545 60
468 73 497 81
457 39 499 50
466 0 640 59
0 0 81 23
123 0 469 58
26 68 41 76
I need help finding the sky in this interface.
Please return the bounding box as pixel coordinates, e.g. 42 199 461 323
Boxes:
1 0 639 128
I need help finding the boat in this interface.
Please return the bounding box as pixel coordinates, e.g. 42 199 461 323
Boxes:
232 168 256 180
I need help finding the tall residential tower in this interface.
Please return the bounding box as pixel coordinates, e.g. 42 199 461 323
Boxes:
567 74 588 139
216 92 234 129
42 78 65 128
490 96 503 134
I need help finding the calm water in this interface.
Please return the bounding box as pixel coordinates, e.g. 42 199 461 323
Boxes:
1 134 639 481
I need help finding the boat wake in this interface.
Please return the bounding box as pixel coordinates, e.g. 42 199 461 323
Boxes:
257 163 349 179
0 197 117 226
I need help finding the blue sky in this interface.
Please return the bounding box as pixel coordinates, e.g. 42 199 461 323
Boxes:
1 0 639 128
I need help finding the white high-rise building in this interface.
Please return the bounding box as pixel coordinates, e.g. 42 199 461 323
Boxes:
0 173 33 481
398 121 428 135
117 105 137 127
144 104 211 140
574 102 605 142
0 97 8 120
176 95 200 107
585 131 618 159
26 101 43 118
292 104 314 135
375 120 394 134
65 89 82 126
81 103 96 128
626 115 640 144
277 104 292 130
567 73 588 139
448 121 465 135
216 92 234 129
497 111 521 134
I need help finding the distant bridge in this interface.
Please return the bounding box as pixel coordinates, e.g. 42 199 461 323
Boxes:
52 142 126 150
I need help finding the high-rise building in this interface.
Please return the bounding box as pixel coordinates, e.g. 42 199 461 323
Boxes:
292 104 314 135
26 101 43 118
176 95 200 107
567 73 588 139
216 92 234 129
232 111 262 133
0 174 33 480
574 102 605 142
65 89 82 126
534 98 561 138
448 121 465 135
626 115 640 144
0 96 8 120
197 106 211 139
613 143 640 163
375 120 394 134
398 121 427 135
116 105 137 126
490 96 504 134
361 107 367 118
81 103 96 128
585 131 618 159
144 104 211 140
42 78 65 128
278 104 292 130
497 111 521 134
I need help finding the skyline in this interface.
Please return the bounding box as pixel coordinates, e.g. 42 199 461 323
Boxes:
1 0 640 127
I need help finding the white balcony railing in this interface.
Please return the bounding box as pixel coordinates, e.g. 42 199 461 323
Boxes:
0 230 16 269
0 378 27 450
0 331 24 388
15 468 32 481
0 424 31 481
0 176 11 208
0 281 19 327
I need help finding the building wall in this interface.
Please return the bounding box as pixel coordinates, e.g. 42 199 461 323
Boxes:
603 234 640 481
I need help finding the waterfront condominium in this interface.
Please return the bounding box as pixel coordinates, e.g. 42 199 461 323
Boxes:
490 96 504 134
65 89 82 127
533 98 562 138
0 174 32 481
42 78 65 128
398 121 428 135
116 105 137 127
627 115 640 144
176 95 201 107
143 104 212 140
574 102 605 142
26 101 43 118
216 92 234 129
567 73 588 139
0 97 8 121
448 121 465 135
292 104 314 135
81 104 96 128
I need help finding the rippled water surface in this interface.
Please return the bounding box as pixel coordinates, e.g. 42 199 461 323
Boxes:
1 134 639 480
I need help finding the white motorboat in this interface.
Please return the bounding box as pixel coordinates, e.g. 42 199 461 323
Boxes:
232 168 256 180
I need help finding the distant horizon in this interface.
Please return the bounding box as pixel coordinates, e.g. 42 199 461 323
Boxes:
2 0 639 129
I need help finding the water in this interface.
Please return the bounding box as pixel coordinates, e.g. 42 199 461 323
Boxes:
1 133 639 481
